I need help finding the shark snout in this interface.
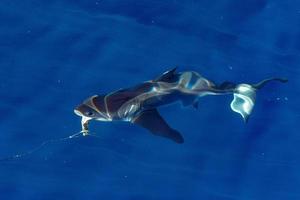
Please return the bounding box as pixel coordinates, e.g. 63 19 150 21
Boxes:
74 108 83 117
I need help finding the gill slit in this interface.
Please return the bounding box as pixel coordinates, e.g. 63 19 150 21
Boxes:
104 95 112 120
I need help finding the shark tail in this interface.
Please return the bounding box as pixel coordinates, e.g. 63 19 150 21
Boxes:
229 77 287 122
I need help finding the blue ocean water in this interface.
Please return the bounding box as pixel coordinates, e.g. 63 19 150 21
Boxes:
0 0 299 199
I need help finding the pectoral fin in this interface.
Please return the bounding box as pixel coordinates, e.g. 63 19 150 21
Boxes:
192 99 199 109
132 109 184 143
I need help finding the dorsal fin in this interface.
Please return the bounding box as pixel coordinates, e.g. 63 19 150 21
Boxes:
154 67 177 82
218 81 236 90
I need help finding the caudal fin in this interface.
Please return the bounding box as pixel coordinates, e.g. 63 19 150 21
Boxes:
230 77 287 122
252 77 288 89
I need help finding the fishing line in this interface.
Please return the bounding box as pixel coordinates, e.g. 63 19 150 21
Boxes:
0 131 101 162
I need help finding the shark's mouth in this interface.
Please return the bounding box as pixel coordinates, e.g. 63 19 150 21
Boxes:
74 109 92 136
80 116 91 136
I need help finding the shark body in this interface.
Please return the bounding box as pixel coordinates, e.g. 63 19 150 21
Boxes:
74 68 287 143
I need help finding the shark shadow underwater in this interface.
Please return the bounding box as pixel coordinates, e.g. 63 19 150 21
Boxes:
74 68 287 144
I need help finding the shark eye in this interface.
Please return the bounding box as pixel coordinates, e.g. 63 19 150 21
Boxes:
85 111 94 117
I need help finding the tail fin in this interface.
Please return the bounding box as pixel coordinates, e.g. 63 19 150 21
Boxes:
252 77 288 89
230 78 287 122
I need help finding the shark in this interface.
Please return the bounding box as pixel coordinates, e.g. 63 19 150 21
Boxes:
74 68 287 143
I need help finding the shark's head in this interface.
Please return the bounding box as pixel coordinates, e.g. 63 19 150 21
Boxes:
74 102 104 119
74 95 111 133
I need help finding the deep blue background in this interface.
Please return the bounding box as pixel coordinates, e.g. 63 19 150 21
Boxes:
0 0 299 199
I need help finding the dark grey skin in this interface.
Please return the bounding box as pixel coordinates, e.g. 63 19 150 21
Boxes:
74 68 287 143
